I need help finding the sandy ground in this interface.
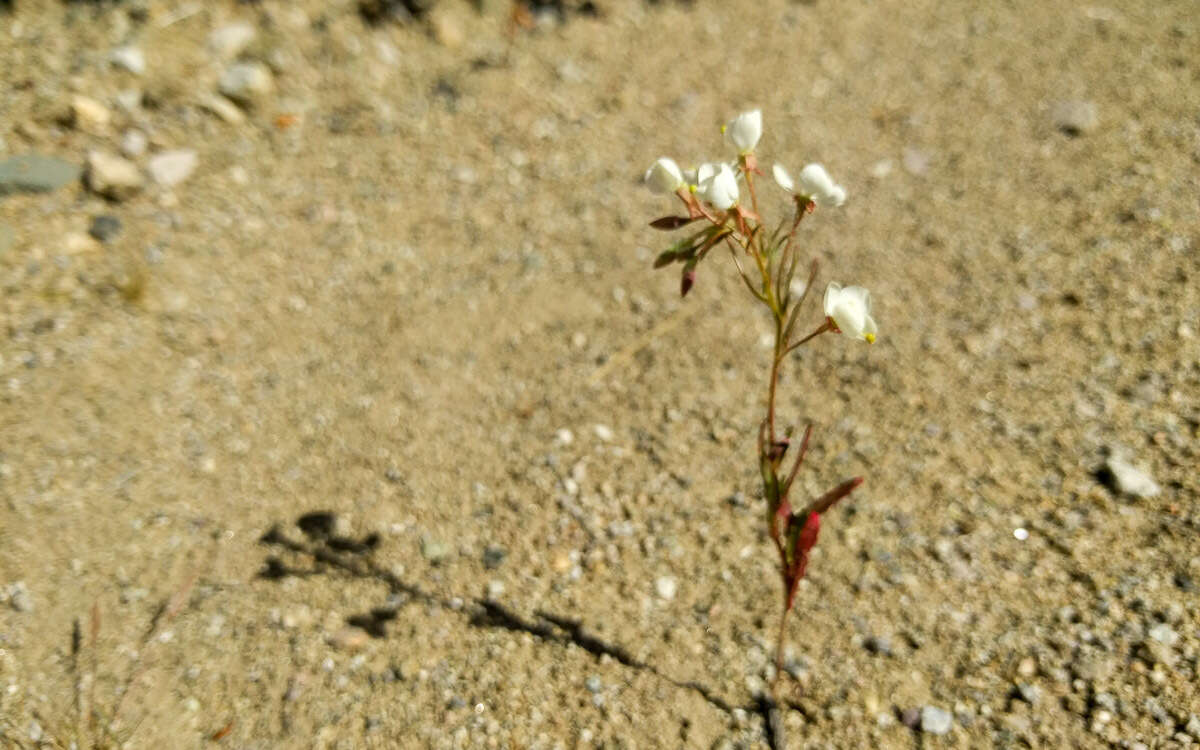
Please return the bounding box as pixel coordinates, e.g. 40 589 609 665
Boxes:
1 0 1198 748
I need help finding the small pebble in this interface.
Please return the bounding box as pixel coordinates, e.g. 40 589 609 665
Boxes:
920 705 953 735
69 94 111 134
120 129 148 157
482 545 507 570
593 424 614 442
208 23 257 60
554 428 574 446
1052 100 1099 136
218 63 273 108
1102 456 1160 498
655 576 677 600
85 150 143 200
88 215 122 242
329 626 369 651
864 635 892 656
198 94 246 124
109 46 146 75
8 581 33 613
148 149 198 187
420 536 449 564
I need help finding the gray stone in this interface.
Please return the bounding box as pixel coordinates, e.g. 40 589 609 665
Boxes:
85 150 143 200
0 154 81 196
1053 100 1099 136
109 46 146 75
482 545 507 569
1103 456 1160 498
148 149 198 187
920 705 953 735
218 63 273 108
864 635 893 655
88 215 122 242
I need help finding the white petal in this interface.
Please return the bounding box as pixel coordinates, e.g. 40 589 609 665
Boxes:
772 163 795 193
644 157 683 194
798 163 846 207
822 282 843 318
701 164 739 210
724 109 763 153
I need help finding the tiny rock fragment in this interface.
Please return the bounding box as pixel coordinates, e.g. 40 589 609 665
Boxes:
1100 455 1160 498
69 95 112 134
218 63 273 109
208 23 258 60
655 576 677 601
148 149 198 187
328 626 369 651
198 94 246 124
920 705 952 734
109 46 146 75
63 232 102 255
85 150 143 200
1052 100 1099 136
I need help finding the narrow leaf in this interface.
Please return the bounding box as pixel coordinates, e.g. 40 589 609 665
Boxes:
649 215 699 230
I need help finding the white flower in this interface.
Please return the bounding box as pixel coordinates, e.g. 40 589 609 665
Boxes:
644 157 684 194
823 283 877 343
772 163 846 207
698 163 739 210
723 110 762 154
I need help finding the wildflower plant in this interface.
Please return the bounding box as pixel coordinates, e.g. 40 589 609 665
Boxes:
642 110 877 694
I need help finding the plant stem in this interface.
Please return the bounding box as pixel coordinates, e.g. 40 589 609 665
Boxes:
773 600 793 695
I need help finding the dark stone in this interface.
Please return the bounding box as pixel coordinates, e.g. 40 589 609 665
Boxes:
482 545 507 570
89 214 122 242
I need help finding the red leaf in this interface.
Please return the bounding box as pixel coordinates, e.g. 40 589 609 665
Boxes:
804 476 863 516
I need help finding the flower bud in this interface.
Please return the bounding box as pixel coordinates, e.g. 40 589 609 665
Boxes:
723 110 762 154
773 163 846 207
823 283 877 343
644 157 684 194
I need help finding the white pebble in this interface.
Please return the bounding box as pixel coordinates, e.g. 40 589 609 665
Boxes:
655 576 677 601
109 46 146 75
148 149 198 187
593 424 614 442
554 428 574 446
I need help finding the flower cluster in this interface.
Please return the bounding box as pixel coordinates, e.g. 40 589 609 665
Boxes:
643 109 873 343
638 109 879 694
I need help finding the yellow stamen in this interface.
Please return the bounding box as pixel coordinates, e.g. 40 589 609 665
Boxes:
688 184 697 193
864 333 876 344
720 125 727 134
